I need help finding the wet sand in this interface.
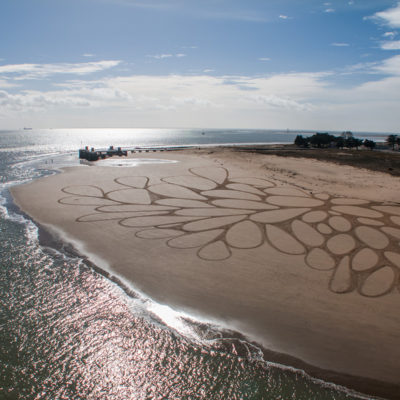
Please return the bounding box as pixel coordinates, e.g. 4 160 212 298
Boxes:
11 148 400 399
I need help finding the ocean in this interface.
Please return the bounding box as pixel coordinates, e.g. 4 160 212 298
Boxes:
0 128 379 400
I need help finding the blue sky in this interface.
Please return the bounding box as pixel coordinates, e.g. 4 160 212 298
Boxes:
1 0 400 131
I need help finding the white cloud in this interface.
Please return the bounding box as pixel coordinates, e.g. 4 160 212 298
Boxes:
325 8 335 13
371 2 400 28
383 31 396 38
331 43 350 47
2 56 400 132
374 54 400 75
381 40 400 50
83 53 95 57
146 54 173 59
259 57 271 61
0 61 121 80
279 15 289 20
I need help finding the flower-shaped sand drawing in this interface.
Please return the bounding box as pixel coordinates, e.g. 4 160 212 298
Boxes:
59 166 400 298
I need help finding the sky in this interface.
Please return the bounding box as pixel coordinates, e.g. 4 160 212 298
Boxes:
1 0 400 132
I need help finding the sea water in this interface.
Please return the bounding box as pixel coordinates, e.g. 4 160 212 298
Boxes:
0 129 379 400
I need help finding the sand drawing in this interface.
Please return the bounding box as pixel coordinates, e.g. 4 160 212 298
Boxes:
58 167 400 298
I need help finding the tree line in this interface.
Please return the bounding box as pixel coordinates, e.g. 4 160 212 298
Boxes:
294 132 400 151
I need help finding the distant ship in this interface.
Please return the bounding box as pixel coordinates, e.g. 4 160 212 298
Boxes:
23 127 32 130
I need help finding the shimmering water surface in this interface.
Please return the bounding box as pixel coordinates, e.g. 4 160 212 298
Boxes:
0 129 378 399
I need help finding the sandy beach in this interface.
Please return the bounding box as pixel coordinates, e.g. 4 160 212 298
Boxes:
11 148 400 399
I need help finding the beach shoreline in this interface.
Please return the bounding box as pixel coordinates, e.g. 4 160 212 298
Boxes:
10 148 400 399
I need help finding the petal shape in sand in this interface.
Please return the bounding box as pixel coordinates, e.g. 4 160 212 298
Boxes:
96 204 176 213
78 211 169 222
357 218 384 227
372 206 400 216
168 229 223 249
330 256 353 293
384 251 400 268
115 176 148 188
306 248 335 270
265 225 305 255
163 175 216 190
175 208 251 217
381 227 400 240
331 198 369 205
59 196 115 206
332 206 383 218
183 215 246 232
149 184 206 200
390 216 400 226
136 229 183 239
302 211 328 223
212 199 277 210
250 208 310 224
229 177 275 188
317 223 332 235
62 185 104 197
121 215 202 228
352 248 379 272
314 193 330 200
360 266 395 297
292 220 324 247
328 216 352 232
201 190 261 201
156 199 212 208
198 241 231 260
355 226 389 249
226 183 265 196
190 167 227 184
327 234 355 255
264 187 310 197
266 196 323 208
226 221 263 249
107 189 151 204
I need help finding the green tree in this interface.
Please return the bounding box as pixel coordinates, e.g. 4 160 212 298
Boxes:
294 135 309 147
363 139 376 150
345 137 363 149
386 134 398 150
309 133 335 148
335 136 345 149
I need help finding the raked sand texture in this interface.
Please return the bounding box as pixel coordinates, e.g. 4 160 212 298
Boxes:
11 151 400 397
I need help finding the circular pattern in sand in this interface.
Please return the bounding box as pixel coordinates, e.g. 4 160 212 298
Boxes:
355 226 389 249
352 248 379 272
327 234 355 255
328 216 352 232
62 166 400 298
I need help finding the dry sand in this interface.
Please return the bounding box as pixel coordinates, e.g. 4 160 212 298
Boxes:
11 149 400 399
